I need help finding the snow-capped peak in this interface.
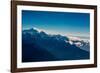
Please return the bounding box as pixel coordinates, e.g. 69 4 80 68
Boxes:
69 41 73 45
33 27 42 32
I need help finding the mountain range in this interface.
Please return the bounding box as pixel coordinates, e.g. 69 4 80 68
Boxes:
22 28 90 62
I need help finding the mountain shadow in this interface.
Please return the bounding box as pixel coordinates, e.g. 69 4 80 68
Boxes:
22 28 90 62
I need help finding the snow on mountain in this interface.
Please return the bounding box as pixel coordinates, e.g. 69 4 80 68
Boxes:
23 28 90 52
68 41 73 45
22 28 89 62
33 27 47 33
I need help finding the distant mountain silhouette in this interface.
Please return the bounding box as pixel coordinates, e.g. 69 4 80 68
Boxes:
72 40 90 52
22 28 90 62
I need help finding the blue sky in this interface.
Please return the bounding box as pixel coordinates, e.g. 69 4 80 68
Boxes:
22 10 90 37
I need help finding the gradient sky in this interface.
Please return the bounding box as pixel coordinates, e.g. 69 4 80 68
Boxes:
22 10 90 37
